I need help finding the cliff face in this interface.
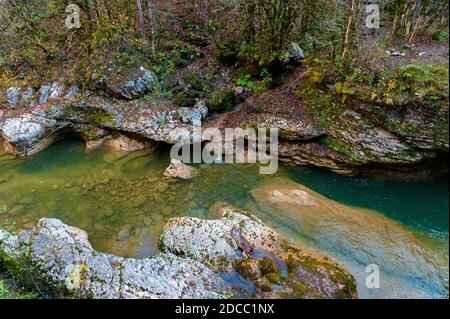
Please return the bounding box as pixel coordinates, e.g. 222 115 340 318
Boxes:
1 61 448 179
210 65 449 178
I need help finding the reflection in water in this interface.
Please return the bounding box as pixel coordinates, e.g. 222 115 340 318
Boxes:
0 138 448 298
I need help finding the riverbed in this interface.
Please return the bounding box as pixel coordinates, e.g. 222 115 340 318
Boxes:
0 138 448 299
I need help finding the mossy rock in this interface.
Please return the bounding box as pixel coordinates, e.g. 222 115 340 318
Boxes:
259 256 279 275
235 259 260 281
208 89 235 113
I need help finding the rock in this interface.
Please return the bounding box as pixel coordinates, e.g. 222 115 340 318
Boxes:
387 49 406 57
234 86 244 95
327 110 432 164
290 42 305 61
143 217 153 226
161 206 173 216
117 225 133 241
132 195 147 208
100 66 158 100
251 178 449 298
178 100 209 125
164 159 197 180
0 219 231 299
5 87 21 109
64 85 80 99
49 81 65 100
161 203 357 299
106 135 157 153
9 205 26 215
39 85 51 104
21 87 34 104
278 141 359 175
18 197 33 205
0 114 68 157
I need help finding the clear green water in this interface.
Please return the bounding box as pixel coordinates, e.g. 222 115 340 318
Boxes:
0 138 448 298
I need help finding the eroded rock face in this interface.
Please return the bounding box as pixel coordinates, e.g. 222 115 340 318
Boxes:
327 109 434 164
0 219 231 299
0 94 208 157
0 114 69 157
250 178 449 299
164 159 198 180
160 203 358 299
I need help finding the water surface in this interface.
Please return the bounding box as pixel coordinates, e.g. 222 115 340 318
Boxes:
0 138 448 298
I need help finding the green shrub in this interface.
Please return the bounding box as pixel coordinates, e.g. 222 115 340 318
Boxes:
433 30 449 42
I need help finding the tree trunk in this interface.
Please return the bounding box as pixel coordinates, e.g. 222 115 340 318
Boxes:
86 0 98 21
136 0 148 51
146 0 156 55
342 0 356 63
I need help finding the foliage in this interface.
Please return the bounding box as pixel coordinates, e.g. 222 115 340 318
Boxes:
0 280 39 299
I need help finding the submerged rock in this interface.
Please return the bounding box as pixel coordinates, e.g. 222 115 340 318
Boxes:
164 159 198 180
160 203 358 299
250 178 449 298
0 219 231 299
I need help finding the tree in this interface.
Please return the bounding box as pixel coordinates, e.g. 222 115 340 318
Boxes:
136 0 148 51
146 0 156 54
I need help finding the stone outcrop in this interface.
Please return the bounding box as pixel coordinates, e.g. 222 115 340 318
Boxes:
97 66 158 100
250 178 449 298
1 63 447 176
160 203 358 299
0 219 231 299
212 66 448 177
0 94 208 157
0 114 69 156
164 159 198 180
0 205 358 299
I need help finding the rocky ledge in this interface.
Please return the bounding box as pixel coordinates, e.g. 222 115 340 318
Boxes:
214 67 449 177
1 65 447 178
0 67 208 158
0 204 357 299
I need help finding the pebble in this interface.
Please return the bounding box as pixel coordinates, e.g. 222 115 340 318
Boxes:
117 225 133 242
143 217 154 226
133 195 147 208
19 197 33 205
65 181 75 188
9 205 26 215
161 206 173 216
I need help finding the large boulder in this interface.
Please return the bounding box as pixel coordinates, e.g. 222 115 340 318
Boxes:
160 203 358 299
98 66 158 100
0 219 231 299
250 178 449 299
0 114 68 157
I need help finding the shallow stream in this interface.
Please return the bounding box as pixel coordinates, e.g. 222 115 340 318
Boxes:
0 138 448 298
